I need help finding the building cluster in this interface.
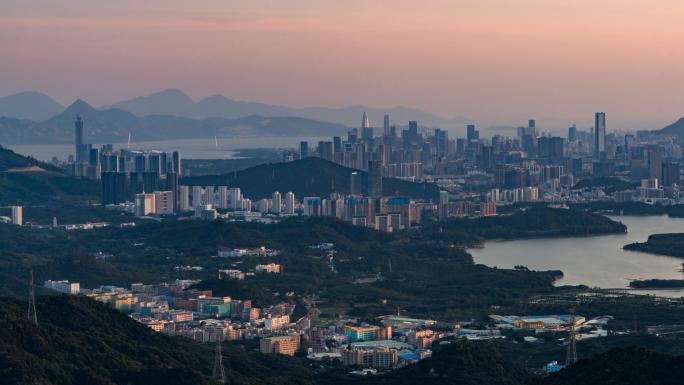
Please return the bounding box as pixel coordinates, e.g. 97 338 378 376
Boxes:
295 112 684 217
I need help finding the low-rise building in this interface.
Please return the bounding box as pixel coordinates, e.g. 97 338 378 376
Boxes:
260 334 300 356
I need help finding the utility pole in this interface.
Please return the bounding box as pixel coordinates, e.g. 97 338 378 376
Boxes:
565 307 577 366
27 270 37 325
212 328 226 384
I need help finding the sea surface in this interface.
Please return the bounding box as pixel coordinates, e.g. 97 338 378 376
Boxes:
6 136 330 161
469 215 684 297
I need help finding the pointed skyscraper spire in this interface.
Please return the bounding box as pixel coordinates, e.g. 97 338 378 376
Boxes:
362 111 370 129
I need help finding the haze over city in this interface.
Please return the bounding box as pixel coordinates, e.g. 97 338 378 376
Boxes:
2 0 684 131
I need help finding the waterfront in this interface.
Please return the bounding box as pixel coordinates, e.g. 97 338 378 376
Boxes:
470 215 684 297
6 136 329 161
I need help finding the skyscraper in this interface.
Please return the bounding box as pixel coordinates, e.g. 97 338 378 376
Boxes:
362 111 370 129
567 125 577 142
367 160 383 198
594 112 606 158
299 141 309 159
350 171 362 195
383 114 390 137
172 151 182 175
272 191 282 214
74 115 84 163
285 191 295 214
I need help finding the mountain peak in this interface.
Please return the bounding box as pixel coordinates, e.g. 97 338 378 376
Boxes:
0 92 65 121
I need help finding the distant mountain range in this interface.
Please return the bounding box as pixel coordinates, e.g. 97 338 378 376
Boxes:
0 99 349 144
0 89 468 143
0 92 64 121
104 88 468 128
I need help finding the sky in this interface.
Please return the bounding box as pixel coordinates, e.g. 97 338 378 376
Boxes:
1 0 683 131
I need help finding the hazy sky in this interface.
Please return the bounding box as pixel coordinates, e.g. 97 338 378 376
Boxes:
1 0 683 131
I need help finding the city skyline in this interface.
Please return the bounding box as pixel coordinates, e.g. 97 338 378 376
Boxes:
2 1 684 131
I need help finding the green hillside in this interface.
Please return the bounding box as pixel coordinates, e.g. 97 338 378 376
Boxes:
0 295 316 385
181 157 440 201
0 146 99 206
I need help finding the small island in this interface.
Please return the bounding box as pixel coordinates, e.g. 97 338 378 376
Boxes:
624 233 684 259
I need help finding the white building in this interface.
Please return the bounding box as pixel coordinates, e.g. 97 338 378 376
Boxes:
192 186 203 207
217 186 229 209
179 185 191 211
229 187 242 210
271 191 282 214
204 186 215 206
11 206 22 226
285 191 295 214
44 280 80 294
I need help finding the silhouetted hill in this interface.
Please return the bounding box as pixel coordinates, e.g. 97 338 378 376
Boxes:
0 99 349 144
345 340 531 385
0 92 64 121
181 157 440 201
0 146 99 205
658 117 684 138
543 347 684 385
106 88 468 127
0 295 316 385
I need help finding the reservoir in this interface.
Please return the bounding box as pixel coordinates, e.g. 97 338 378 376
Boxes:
469 215 684 297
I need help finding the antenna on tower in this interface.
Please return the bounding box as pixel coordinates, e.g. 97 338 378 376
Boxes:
27 270 37 325
565 307 578 366
212 328 226 384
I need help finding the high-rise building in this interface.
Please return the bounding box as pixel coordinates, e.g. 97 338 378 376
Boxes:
179 185 191 211
154 191 175 215
362 111 370 129
594 112 606 158
74 115 84 163
11 206 22 226
172 151 182 175
367 160 383 198
299 142 309 159
568 125 577 142
318 141 333 161
192 186 203 207
134 193 156 216
285 191 295 214
229 187 242 210
217 186 229 209
350 171 362 195
383 114 390 137
101 172 128 206
271 191 282 214
648 148 663 182
165 172 180 211
204 186 215 206
333 136 342 153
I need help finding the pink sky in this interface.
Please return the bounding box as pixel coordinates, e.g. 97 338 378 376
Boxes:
1 0 683 131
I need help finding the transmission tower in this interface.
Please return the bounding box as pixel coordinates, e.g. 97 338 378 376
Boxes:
212 328 226 384
565 307 577 366
27 270 37 325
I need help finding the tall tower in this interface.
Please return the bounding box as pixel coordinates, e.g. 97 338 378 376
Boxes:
362 111 370 129
594 112 606 159
28 270 37 325
367 160 383 199
212 329 226 383
383 114 391 137
75 114 84 163
565 308 578 366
